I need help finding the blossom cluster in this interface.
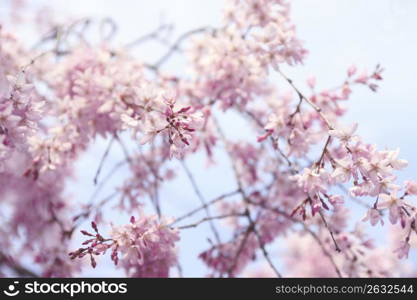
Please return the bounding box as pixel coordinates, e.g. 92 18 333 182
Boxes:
70 217 179 277
189 0 306 110
0 0 416 278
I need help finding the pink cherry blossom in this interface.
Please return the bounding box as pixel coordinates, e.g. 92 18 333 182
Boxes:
394 241 410 259
110 216 180 277
404 180 417 195
1 0 416 279
378 191 404 225
329 123 358 144
362 208 384 226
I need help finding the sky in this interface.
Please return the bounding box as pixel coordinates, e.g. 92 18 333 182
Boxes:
2 0 417 277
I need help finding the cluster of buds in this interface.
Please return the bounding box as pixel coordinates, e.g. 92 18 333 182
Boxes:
349 64 384 92
68 222 117 268
140 95 204 158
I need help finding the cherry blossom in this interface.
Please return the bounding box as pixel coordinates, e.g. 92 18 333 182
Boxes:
378 191 405 225
0 0 416 278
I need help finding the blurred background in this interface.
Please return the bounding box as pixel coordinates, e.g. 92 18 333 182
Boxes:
1 0 417 276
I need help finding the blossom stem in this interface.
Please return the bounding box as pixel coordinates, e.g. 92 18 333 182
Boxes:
176 213 245 230
93 136 115 185
180 160 222 244
276 68 334 130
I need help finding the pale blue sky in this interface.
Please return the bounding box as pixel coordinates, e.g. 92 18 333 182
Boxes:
2 0 417 277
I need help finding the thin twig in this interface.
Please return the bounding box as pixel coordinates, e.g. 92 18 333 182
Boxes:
125 23 172 48
245 210 282 278
115 134 133 164
276 68 334 130
176 213 245 230
248 199 343 278
227 224 253 277
90 160 127 203
0 252 39 277
93 136 115 185
180 161 222 244
153 27 211 68
318 210 341 252
170 189 240 225
213 115 283 278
